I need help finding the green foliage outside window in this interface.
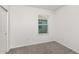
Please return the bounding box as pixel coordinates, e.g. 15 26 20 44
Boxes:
38 19 48 33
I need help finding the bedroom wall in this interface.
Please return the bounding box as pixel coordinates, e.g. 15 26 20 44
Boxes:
55 6 79 53
9 6 55 48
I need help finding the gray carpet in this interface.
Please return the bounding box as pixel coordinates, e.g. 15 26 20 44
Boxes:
6 41 77 54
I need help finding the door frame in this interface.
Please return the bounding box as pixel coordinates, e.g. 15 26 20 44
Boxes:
0 5 9 53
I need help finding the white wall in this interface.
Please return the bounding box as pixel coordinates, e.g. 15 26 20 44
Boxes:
55 6 79 53
9 6 55 48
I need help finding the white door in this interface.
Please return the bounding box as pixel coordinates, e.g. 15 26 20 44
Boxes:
0 6 8 54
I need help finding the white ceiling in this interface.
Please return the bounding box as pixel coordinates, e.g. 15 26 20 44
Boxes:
29 5 64 11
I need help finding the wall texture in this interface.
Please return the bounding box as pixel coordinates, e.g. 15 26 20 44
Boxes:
55 6 79 53
9 6 55 48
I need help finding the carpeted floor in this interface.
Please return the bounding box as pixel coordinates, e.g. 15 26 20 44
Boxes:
6 41 77 54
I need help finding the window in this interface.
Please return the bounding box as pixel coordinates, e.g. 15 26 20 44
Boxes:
38 15 48 33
